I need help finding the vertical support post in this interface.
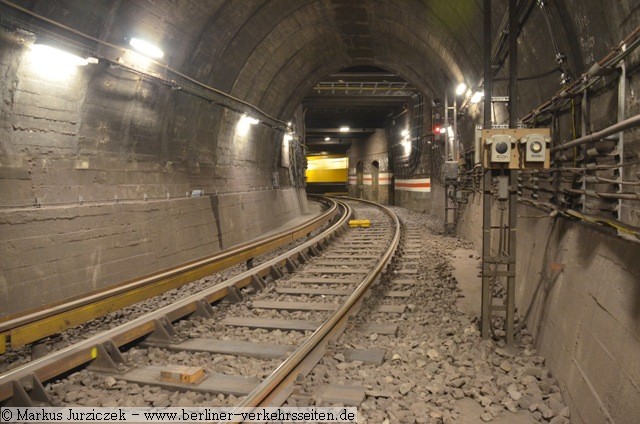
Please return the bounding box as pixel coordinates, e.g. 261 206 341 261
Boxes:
509 0 518 128
453 95 458 160
444 91 450 159
483 0 492 130
506 170 517 344
581 91 589 212
616 45 626 221
480 0 492 339
481 171 492 339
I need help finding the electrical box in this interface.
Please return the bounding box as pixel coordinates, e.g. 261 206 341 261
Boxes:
520 134 550 163
482 128 551 169
443 161 459 183
488 135 515 163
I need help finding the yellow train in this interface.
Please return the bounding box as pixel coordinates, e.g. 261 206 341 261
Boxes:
305 154 348 194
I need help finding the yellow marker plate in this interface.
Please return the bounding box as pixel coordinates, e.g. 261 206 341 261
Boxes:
349 219 371 228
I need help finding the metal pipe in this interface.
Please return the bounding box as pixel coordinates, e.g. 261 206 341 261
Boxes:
551 113 640 152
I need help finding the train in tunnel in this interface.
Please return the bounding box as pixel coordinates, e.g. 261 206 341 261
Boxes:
0 1 638 423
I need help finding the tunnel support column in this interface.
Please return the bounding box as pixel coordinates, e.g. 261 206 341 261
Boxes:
480 0 519 347
480 0 493 340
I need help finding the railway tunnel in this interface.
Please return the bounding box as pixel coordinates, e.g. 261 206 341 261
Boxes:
0 0 639 423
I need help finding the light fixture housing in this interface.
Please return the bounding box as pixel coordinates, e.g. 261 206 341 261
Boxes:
470 91 485 104
27 44 91 80
129 38 164 59
236 114 260 136
402 139 412 155
30 44 89 66
455 83 467 96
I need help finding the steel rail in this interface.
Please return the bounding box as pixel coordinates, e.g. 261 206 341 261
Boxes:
0 196 337 352
233 197 400 415
0 198 353 403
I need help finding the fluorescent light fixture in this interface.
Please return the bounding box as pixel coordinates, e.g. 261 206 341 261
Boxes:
28 44 90 80
236 114 260 136
455 83 467 96
324 137 330 141
129 38 164 59
402 139 412 155
470 91 485 103
401 129 409 137
339 126 350 132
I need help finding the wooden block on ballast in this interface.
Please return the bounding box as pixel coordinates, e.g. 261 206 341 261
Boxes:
159 366 206 384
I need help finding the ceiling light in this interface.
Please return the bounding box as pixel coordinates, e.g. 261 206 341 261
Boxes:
402 139 412 155
455 83 467 96
30 44 89 66
439 127 447 134
129 38 164 59
339 126 350 132
401 129 409 137
236 114 259 136
28 44 90 80
470 91 485 104
324 137 330 141
287 121 292 127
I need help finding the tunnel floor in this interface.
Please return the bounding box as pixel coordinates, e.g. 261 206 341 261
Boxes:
279 206 567 423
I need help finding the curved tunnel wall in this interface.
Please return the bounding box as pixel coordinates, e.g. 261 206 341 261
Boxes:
0 1 639 422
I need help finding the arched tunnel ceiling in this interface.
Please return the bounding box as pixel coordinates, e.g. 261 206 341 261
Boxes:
11 0 483 119
9 0 640 121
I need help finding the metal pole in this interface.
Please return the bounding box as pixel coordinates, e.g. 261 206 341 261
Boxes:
506 0 518 347
453 96 458 160
444 90 450 159
616 45 626 221
509 0 518 127
483 0 492 129
481 0 492 339
581 91 589 212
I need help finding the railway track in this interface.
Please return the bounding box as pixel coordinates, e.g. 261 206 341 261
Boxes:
0 197 400 411
0 196 339 357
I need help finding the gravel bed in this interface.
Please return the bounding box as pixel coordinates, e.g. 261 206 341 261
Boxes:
292 207 570 424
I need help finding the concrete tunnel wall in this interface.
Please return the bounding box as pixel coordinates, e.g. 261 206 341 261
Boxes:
455 190 640 424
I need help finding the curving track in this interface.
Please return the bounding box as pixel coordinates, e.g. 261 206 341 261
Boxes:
0 197 401 410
